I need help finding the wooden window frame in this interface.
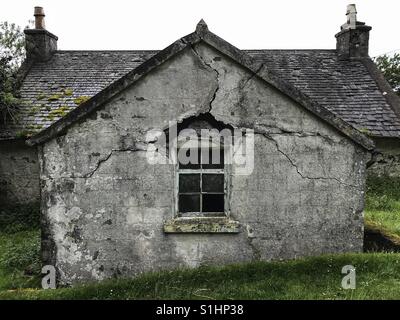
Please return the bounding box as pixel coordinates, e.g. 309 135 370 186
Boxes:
173 138 231 218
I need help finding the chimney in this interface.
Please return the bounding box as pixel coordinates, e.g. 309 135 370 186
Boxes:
24 7 58 62
335 4 372 59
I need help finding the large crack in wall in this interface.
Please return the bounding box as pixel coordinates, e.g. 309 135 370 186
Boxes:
83 143 149 178
254 130 361 189
190 45 220 113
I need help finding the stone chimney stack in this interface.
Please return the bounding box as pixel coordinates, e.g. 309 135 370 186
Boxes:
335 4 372 59
24 7 58 62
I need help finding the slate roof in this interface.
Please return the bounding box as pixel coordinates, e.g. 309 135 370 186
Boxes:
1 45 399 141
0 50 157 139
248 49 400 138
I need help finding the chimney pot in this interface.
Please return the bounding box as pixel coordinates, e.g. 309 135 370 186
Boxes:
344 4 357 30
34 6 46 29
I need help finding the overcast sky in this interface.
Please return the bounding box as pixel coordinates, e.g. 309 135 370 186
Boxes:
2 0 399 57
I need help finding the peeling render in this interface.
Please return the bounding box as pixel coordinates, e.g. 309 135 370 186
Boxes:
39 42 368 285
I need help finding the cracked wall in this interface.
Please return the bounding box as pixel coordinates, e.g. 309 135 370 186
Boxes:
0 140 40 207
40 43 368 284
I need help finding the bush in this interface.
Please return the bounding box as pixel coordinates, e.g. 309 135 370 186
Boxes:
366 176 400 211
0 203 40 233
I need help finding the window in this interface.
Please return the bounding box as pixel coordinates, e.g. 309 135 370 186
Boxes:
177 143 226 217
163 115 239 234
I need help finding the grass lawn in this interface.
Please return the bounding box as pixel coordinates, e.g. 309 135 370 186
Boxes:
0 176 399 300
1 252 400 300
0 229 41 292
364 176 400 243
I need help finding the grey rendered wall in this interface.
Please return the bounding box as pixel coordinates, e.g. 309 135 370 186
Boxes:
368 137 400 177
0 139 40 207
39 43 368 284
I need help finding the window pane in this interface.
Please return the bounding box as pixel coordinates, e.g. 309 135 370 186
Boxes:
202 174 224 193
178 148 200 169
202 194 224 212
179 174 200 193
179 194 200 212
202 148 224 169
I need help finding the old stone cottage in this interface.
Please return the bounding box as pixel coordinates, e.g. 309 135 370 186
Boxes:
1 6 400 284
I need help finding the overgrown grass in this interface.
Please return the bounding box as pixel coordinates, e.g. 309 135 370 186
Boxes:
0 203 40 233
365 176 400 240
0 253 400 300
0 230 41 291
0 204 41 292
0 177 400 300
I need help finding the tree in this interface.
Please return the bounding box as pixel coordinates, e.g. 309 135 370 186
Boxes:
0 21 26 123
374 53 400 96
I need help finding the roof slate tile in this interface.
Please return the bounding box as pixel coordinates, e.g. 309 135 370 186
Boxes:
1 48 399 139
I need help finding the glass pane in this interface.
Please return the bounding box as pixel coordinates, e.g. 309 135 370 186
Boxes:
179 174 200 193
202 194 224 212
179 194 200 212
202 174 224 193
178 148 200 169
202 148 224 169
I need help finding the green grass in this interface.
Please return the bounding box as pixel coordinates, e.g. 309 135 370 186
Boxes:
0 204 41 292
365 176 400 240
0 230 41 291
0 176 400 300
0 253 400 300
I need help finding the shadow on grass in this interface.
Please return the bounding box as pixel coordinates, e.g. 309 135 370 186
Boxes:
364 221 400 253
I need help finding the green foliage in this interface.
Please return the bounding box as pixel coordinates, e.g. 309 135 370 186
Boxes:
365 175 400 242
374 53 400 96
0 231 40 271
0 21 26 122
0 203 41 291
0 203 40 233
366 175 400 211
0 229 41 290
0 22 26 69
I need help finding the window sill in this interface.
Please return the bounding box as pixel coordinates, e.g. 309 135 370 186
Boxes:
163 217 240 234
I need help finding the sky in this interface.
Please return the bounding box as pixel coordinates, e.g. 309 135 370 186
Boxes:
1 0 399 57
